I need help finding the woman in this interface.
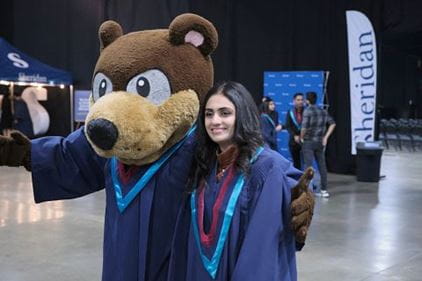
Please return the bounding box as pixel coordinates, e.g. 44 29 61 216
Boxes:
260 97 278 150
168 81 300 281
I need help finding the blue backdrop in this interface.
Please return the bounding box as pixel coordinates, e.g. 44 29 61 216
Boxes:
74 90 91 122
263 71 325 161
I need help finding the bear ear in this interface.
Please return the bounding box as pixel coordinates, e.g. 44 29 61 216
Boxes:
169 13 218 57
99 20 123 51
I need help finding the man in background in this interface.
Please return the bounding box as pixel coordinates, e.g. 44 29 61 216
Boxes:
285 93 304 169
301 92 336 198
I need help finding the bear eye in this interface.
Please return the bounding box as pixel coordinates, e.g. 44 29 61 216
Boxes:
92 72 113 102
126 69 171 105
136 77 150 97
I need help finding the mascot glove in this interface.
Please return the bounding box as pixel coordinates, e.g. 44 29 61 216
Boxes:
0 131 31 171
290 167 315 244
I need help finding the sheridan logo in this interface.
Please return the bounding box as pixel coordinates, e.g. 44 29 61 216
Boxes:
18 72 48 83
352 31 375 142
346 10 377 154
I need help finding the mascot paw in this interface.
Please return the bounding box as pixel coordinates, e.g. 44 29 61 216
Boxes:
0 131 31 171
291 167 315 244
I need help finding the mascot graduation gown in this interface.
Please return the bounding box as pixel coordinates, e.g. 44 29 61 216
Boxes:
32 14 214 281
0 14 315 281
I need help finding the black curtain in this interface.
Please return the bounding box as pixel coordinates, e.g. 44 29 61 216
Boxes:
379 47 421 119
104 0 189 31
3 0 422 173
12 0 105 87
0 0 14 42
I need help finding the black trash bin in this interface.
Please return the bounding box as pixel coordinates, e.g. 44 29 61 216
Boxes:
356 142 383 182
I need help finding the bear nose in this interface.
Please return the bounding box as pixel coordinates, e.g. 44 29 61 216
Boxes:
86 118 119 150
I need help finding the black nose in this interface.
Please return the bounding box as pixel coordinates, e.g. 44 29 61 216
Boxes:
86 118 119 150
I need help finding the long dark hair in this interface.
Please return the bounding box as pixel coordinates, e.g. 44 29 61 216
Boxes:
187 81 264 191
260 97 273 115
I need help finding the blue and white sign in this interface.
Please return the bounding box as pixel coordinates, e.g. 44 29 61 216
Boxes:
346 11 377 155
263 71 325 161
74 90 91 122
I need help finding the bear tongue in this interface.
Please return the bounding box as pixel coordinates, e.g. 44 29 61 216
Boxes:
117 162 142 185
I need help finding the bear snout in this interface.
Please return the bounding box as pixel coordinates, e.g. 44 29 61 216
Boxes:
87 118 119 150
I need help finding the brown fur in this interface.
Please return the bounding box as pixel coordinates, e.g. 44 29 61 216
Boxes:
169 13 218 57
99 21 123 51
85 14 217 165
94 30 214 98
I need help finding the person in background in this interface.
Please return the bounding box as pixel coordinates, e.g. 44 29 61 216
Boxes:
258 96 268 114
301 91 336 198
260 98 278 150
260 97 282 131
267 97 283 132
262 96 268 103
285 93 304 169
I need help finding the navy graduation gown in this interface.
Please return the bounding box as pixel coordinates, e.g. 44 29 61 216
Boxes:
168 148 301 281
31 127 195 281
260 114 278 151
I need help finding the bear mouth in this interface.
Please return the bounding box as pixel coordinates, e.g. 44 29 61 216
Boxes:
115 129 182 165
87 119 192 166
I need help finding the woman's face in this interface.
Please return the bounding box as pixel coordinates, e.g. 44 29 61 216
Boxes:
268 101 275 111
204 93 236 151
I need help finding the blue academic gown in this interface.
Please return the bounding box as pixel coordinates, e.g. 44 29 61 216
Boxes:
168 148 301 281
260 114 278 151
31 127 195 281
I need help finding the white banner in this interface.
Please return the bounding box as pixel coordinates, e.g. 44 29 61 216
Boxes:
346 11 377 155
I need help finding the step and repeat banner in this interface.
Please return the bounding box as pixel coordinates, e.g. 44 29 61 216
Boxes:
74 90 91 122
263 71 326 161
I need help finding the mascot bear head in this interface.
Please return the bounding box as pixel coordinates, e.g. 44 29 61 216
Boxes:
85 13 218 165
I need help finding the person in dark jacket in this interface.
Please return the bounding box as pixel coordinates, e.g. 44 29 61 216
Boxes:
285 93 304 169
301 91 336 198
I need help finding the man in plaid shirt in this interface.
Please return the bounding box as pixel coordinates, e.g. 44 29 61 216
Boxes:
300 92 336 198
